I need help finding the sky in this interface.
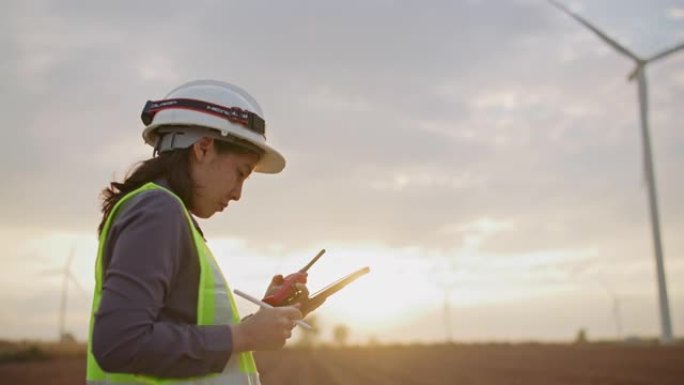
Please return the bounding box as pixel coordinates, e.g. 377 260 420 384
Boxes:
1 0 683 345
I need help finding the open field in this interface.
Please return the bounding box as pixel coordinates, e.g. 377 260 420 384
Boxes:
1 343 683 384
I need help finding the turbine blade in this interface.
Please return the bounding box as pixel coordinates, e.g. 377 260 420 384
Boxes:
549 0 640 62
65 246 76 269
647 41 684 63
636 71 652 186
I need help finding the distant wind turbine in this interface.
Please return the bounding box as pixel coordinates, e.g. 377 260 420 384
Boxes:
549 0 684 344
44 246 87 341
439 283 455 343
431 260 457 343
599 283 624 340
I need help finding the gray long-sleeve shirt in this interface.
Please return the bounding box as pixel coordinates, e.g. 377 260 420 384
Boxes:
91 181 233 377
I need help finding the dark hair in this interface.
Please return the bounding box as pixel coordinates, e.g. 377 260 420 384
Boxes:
97 138 262 235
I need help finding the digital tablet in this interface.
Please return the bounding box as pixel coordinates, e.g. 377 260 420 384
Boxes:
300 266 370 314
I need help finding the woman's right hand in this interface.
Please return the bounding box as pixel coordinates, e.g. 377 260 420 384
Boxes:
230 305 303 352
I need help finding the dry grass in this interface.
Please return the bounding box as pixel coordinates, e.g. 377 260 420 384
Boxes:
1 342 684 385
0 340 86 363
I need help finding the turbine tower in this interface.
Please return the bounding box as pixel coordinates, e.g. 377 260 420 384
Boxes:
432 259 457 343
601 284 624 340
56 247 86 341
549 0 684 343
59 247 75 341
439 283 454 343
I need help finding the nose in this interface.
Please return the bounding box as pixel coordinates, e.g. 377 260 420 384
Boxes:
231 180 245 201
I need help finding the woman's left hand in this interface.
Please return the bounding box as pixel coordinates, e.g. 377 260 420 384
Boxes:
264 274 310 307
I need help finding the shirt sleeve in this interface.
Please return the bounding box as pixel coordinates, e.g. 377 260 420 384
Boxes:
91 190 233 378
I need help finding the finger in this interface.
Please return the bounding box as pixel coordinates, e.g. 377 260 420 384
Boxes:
281 306 303 320
294 283 310 297
290 284 308 304
278 314 295 329
271 274 285 285
289 293 308 307
293 292 309 303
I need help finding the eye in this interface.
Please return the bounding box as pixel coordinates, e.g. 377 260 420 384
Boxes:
238 168 249 180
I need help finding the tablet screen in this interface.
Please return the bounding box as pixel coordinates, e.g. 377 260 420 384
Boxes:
301 266 370 314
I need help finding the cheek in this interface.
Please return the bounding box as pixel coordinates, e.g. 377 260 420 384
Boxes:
215 161 239 193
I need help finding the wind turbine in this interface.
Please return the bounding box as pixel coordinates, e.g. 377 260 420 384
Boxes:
549 0 684 344
599 283 624 340
51 247 87 342
431 259 457 343
438 282 455 343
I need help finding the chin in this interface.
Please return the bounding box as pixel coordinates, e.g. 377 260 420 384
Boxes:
190 207 216 219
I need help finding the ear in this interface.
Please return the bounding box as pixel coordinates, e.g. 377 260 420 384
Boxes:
191 137 214 162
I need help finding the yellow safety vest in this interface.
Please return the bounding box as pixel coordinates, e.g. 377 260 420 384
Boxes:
86 182 259 385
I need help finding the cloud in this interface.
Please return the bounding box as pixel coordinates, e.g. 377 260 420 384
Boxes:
667 7 684 20
1 0 683 340
3 0 680 252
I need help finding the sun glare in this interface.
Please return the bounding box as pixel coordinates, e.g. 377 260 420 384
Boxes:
302 245 442 335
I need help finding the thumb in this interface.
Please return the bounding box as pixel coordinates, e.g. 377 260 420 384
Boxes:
271 274 285 285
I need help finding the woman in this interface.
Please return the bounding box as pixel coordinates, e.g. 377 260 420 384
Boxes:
87 80 304 385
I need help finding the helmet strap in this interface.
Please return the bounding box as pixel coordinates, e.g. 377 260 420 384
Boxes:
141 98 266 137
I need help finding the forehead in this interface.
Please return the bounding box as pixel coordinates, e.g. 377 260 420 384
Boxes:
219 151 260 169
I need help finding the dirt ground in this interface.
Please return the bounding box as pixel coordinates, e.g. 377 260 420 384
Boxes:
1 344 683 385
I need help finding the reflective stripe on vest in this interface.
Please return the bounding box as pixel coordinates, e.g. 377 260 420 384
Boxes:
86 182 260 385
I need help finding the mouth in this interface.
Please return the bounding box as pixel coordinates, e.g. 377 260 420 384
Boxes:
219 202 228 211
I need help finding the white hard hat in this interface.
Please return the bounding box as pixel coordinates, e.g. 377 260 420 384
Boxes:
141 80 285 174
